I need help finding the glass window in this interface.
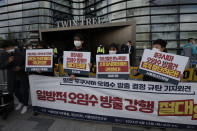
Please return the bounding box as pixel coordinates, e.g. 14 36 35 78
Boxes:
9 19 22 26
180 0 197 4
151 15 179 23
72 3 79 8
180 14 197 22
181 23 197 31
96 1 107 9
39 1 50 8
7 32 24 39
0 0 7 6
151 0 179 5
128 16 150 24
0 27 8 33
0 7 7 13
8 0 22 4
108 0 123 4
127 7 149 17
96 8 107 16
39 9 50 16
23 17 38 25
180 32 197 39
136 33 150 41
134 8 149 16
151 6 178 15
86 0 95 6
0 34 7 39
23 24 38 31
23 2 39 10
152 32 178 40
54 4 70 13
23 10 38 17
108 2 126 12
39 16 51 23
73 9 83 15
135 42 151 48
0 14 8 20
110 10 126 20
166 41 178 48
167 50 177 55
8 12 22 19
0 21 8 27
127 0 149 8
180 5 197 13
8 4 22 11
39 24 50 30
136 25 150 33
152 24 179 32
9 26 22 33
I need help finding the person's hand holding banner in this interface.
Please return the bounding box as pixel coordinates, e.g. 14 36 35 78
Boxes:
139 49 189 85
25 49 53 72
63 51 91 76
96 54 130 79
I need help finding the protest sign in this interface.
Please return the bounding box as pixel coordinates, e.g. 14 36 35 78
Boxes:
63 51 91 76
139 49 189 85
25 49 53 72
29 75 197 130
96 54 130 79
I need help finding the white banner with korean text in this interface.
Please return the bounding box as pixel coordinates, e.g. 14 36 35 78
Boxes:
29 75 197 130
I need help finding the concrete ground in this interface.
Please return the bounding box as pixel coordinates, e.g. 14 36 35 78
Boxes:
0 106 195 131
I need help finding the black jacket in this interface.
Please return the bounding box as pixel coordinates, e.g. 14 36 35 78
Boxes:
0 49 28 94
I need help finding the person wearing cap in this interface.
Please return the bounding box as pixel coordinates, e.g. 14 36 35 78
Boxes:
0 40 29 114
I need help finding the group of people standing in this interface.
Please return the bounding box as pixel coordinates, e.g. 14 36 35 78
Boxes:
0 33 195 116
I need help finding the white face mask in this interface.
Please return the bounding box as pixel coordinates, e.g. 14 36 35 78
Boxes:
6 49 15 53
152 48 160 52
74 41 81 47
109 50 117 54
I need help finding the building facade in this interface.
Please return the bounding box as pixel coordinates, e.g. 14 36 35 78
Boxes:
0 0 73 43
0 0 197 60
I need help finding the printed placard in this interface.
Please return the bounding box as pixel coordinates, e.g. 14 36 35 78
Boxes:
139 49 189 85
63 51 91 76
25 49 53 72
96 54 130 79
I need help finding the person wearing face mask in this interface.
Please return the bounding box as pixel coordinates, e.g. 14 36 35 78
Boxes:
0 40 29 114
69 33 92 80
134 39 168 82
108 43 118 54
